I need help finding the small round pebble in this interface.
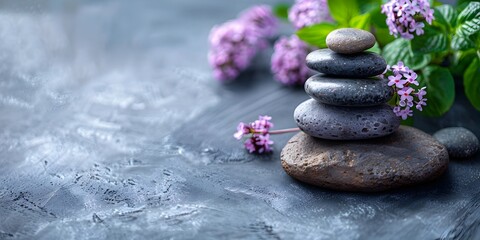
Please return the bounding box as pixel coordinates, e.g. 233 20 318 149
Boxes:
433 127 479 158
326 28 376 54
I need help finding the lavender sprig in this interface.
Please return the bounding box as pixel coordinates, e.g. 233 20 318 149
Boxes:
271 35 311 86
288 0 333 29
381 0 434 39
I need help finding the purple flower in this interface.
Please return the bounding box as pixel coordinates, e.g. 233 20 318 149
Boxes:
383 61 427 119
388 74 407 88
398 107 413 120
234 115 274 154
208 20 264 81
403 71 419 86
239 5 279 38
391 61 408 73
415 98 427 111
234 122 250 140
255 134 274 153
381 0 434 39
398 87 414 102
271 35 311 86
288 0 333 29
416 87 427 100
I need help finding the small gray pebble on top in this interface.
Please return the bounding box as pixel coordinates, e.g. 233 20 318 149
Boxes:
326 28 376 54
433 127 479 158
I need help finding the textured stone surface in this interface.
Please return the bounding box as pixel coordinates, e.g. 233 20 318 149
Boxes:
434 127 479 158
2 0 480 240
326 28 376 54
305 74 393 106
306 49 387 77
294 99 400 140
281 126 449 192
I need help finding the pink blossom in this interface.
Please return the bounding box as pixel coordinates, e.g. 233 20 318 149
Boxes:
234 115 274 154
288 0 333 29
416 98 427 111
391 61 408 73
234 122 250 140
388 74 407 88
271 35 311 86
398 108 413 120
416 87 427 100
383 61 427 119
398 87 414 102
403 72 419 86
381 0 434 39
239 5 279 38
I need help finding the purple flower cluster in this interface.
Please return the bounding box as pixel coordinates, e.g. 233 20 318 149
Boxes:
381 0 434 39
288 0 333 29
208 5 278 82
385 62 427 119
239 5 278 38
271 35 311 86
234 115 274 154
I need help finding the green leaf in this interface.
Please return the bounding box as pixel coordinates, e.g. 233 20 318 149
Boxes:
273 3 290 21
296 23 338 48
458 0 479 7
382 38 432 70
429 0 443 7
358 0 382 14
450 49 478 77
367 42 381 54
370 6 387 28
327 0 360 26
418 66 455 117
458 1 480 23
401 116 414 126
456 17 480 37
411 26 448 53
349 13 371 30
433 5 457 30
464 57 480 111
451 34 477 50
374 27 396 47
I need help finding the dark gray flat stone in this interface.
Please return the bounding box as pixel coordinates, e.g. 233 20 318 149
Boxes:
294 99 400 140
306 49 387 78
434 127 479 158
326 28 376 54
281 126 449 192
305 74 393 106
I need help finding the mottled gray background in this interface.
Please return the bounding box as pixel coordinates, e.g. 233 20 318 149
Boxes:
1 0 479 239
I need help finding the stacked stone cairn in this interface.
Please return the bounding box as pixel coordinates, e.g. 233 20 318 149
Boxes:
281 28 449 192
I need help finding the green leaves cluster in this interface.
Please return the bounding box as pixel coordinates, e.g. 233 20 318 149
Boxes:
383 1 480 115
282 0 480 116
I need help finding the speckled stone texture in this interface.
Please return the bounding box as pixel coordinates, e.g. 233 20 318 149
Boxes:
434 127 479 158
326 28 376 54
306 49 387 78
281 126 449 192
294 99 400 140
305 74 393 106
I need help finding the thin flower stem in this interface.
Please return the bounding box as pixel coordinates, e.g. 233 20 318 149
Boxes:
268 128 301 135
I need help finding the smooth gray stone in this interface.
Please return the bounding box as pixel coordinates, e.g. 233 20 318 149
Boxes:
281 126 449 192
305 74 394 106
294 99 400 140
326 28 376 54
306 49 387 77
434 127 479 158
